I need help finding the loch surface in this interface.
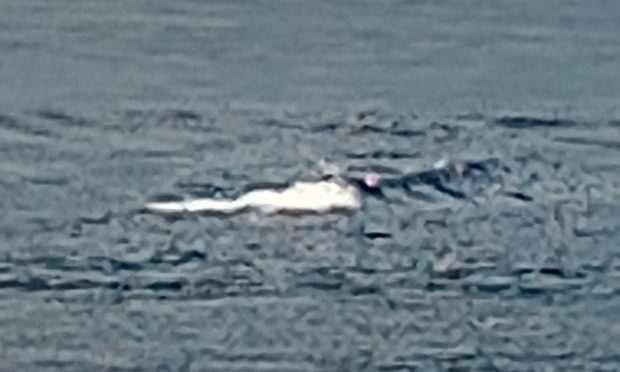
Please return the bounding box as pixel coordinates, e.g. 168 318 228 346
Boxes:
2 1 620 371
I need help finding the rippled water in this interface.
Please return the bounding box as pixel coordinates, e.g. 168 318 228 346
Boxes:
2 1 620 371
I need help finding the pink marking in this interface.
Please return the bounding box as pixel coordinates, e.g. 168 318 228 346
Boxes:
363 172 382 189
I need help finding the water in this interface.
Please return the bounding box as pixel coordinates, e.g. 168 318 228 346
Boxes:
1 1 620 370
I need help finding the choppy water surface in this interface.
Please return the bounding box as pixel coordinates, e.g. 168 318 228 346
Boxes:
2 0 620 371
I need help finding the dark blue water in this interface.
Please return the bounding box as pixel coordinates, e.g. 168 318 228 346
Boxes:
2 1 620 371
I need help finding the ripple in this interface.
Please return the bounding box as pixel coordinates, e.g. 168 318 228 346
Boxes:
492 116 577 129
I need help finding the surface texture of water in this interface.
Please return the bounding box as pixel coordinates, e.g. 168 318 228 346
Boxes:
2 1 620 371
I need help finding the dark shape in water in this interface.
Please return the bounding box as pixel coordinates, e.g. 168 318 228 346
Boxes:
492 116 576 129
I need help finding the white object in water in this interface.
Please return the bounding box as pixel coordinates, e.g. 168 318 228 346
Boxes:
433 155 450 170
144 175 381 215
